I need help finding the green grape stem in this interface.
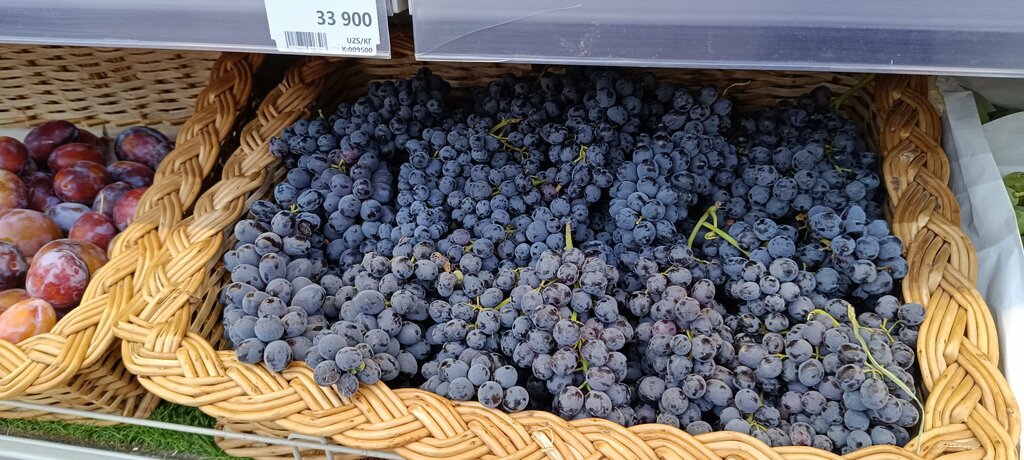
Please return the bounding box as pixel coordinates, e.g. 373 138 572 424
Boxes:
745 412 769 432
488 118 530 157
847 305 925 454
488 118 522 135
577 355 592 392
687 204 718 249
806 309 841 327
685 203 751 257
574 144 589 164
831 74 875 112
700 221 751 257
495 279 550 311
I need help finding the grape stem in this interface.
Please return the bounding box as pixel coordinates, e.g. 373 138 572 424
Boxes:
878 318 897 342
494 279 551 310
745 412 768 432
831 74 875 112
577 355 591 392
806 309 840 327
686 203 751 257
488 118 531 157
574 144 589 164
686 204 717 249
488 118 522 135
721 80 752 98
847 304 924 454
700 222 750 258
564 222 574 250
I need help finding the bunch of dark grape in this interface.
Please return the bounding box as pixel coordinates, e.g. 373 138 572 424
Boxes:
722 296 924 453
503 244 638 423
719 86 884 223
219 69 448 374
217 68 929 455
800 205 908 300
586 81 739 267
619 245 737 431
302 247 442 396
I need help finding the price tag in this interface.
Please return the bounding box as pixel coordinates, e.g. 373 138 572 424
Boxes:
264 0 382 56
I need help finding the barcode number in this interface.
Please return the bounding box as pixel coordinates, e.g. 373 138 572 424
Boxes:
283 31 329 50
316 10 373 27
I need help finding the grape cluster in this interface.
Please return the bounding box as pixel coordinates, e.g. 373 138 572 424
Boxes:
222 69 447 373
219 69 926 455
724 87 884 222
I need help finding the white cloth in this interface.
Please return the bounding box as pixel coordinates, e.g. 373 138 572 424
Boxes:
942 89 1024 402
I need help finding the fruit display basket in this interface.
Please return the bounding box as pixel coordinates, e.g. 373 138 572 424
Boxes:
114 35 1020 460
0 45 262 421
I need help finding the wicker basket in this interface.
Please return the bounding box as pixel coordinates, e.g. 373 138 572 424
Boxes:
0 46 263 421
114 35 1020 459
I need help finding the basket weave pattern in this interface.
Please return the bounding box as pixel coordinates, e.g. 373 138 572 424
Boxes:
114 46 1020 458
0 46 223 129
0 47 262 418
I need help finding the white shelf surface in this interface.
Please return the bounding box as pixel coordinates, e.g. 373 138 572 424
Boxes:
0 435 159 460
411 0 1024 77
0 0 395 57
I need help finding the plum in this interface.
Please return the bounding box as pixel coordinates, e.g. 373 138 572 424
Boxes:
21 171 61 212
21 171 53 190
0 209 62 257
19 161 37 176
113 187 147 231
0 298 57 343
115 127 172 170
24 120 78 164
0 289 30 313
53 161 108 204
69 212 117 251
106 161 154 188
48 143 104 172
25 249 89 310
71 128 104 151
0 241 28 290
92 182 133 219
46 202 91 233
36 239 108 275
0 170 28 210
0 137 29 174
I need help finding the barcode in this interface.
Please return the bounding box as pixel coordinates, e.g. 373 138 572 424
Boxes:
283 31 328 50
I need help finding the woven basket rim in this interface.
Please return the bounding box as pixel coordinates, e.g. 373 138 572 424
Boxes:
114 35 1021 460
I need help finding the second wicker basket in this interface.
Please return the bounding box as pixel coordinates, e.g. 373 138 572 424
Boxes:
115 38 1020 459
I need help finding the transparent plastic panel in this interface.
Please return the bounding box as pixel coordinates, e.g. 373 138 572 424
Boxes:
412 0 1024 76
0 0 392 58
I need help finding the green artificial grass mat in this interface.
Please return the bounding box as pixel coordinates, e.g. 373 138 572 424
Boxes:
0 403 249 460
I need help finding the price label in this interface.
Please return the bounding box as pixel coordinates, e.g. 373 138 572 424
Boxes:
264 0 382 56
